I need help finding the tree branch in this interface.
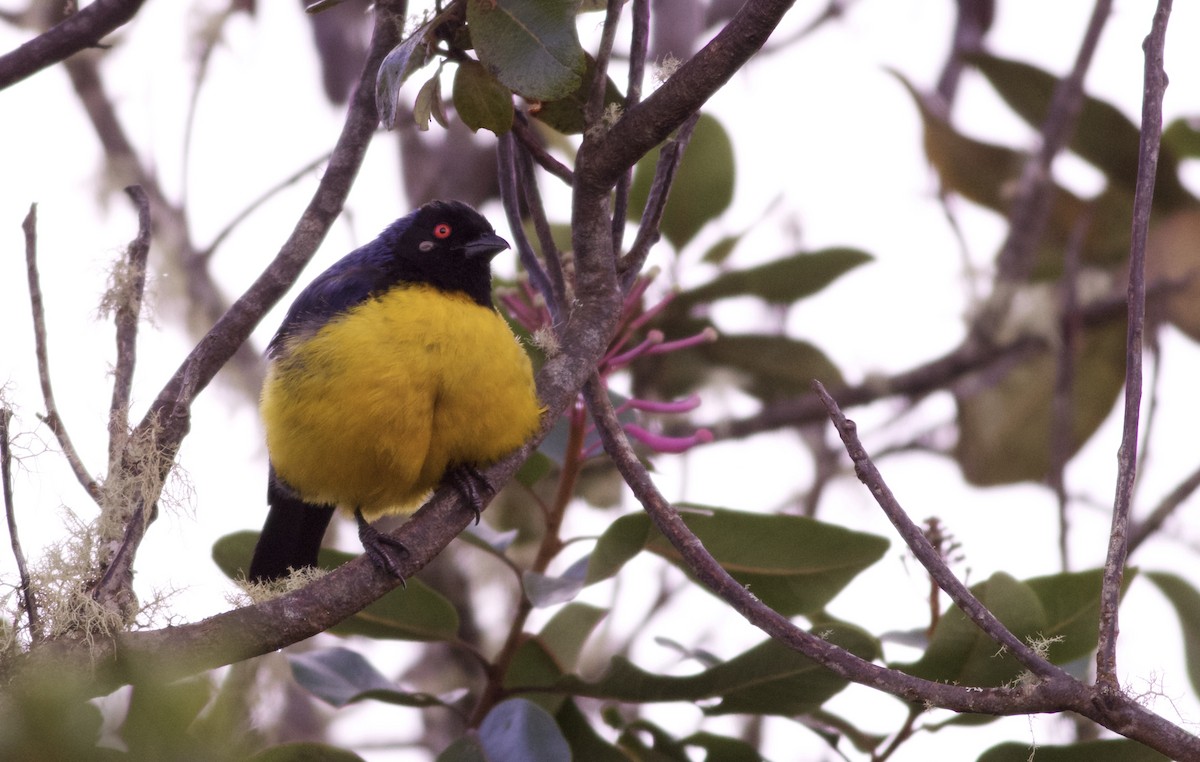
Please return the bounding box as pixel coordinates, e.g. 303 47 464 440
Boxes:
0 0 146 90
578 0 796 194
1096 0 1171 692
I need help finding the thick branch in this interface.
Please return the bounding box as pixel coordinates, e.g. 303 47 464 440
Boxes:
578 0 796 194
0 0 146 90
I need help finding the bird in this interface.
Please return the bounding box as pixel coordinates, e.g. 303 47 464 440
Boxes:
247 200 543 582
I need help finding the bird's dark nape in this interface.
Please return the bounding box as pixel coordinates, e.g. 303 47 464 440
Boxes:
248 472 336 582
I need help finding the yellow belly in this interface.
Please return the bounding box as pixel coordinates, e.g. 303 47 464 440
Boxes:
260 285 542 517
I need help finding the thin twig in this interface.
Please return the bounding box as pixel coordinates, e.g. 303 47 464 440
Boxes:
510 114 573 185
1095 0 1170 693
497 133 561 326
992 0 1112 284
515 137 571 329
1 408 41 642
21 204 102 503
1129 461 1200 554
1048 210 1091 572
586 0 624 131
618 111 700 292
107 186 152 467
812 381 1064 679
199 151 334 262
973 0 1113 343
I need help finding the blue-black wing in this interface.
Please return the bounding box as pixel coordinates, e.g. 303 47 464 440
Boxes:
267 214 415 358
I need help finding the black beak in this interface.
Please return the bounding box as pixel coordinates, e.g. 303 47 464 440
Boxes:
462 231 511 260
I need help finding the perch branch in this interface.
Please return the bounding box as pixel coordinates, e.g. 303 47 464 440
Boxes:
1096 0 1171 692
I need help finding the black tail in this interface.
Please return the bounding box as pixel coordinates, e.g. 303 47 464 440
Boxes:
248 466 336 582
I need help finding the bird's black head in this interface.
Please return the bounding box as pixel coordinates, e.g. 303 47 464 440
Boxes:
381 200 510 307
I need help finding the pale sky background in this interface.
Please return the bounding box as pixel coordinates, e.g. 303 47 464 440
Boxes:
3 1 1200 759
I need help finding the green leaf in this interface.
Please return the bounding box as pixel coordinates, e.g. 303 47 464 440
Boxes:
453 59 515 134
955 315 1127 485
970 53 1191 211
250 742 367 762
289 648 446 709
1162 117 1200 159
671 247 872 311
321 548 461 641
628 113 735 249
899 568 1134 689
376 24 435 129
211 530 258 579
681 731 767 762
898 572 1044 687
1145 571 1200 697
634 330 844 402
1023 567 1117 664
467 0 586 101
479 698 572 762
438 737 488 762
588 507 889 617
556 699 632 762
531 53 624 134
559 624 878 715
123 676 212 758
539 602 608 671
976 738 1169 762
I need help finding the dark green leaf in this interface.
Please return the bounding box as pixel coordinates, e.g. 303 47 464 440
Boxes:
897 572 1044 687
478 698 572 762
588 507 888 617
212 530 258 579
438 737 488 762
628 113 735 249
250 742 367 762
700 234 741 266
556 699 633 762
532 53 624 134
970 53 1191 210
468 0 586 101
976 738 1168 762
634 331 844 401
1146 571 1200 697
453 59 515 134
672 247 872 311
123 676 212 758
955 315 1126 485
560 624 877 715
1024 567 1121 664
681 731 768 762
539 602 608 671
376 25 434 129
1162 117 1200 159
318 549 461 641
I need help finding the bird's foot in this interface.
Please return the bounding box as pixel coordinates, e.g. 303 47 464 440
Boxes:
444 465 494 524
355 508 409 585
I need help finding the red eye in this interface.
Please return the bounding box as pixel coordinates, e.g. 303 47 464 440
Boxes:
433 223 452 239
